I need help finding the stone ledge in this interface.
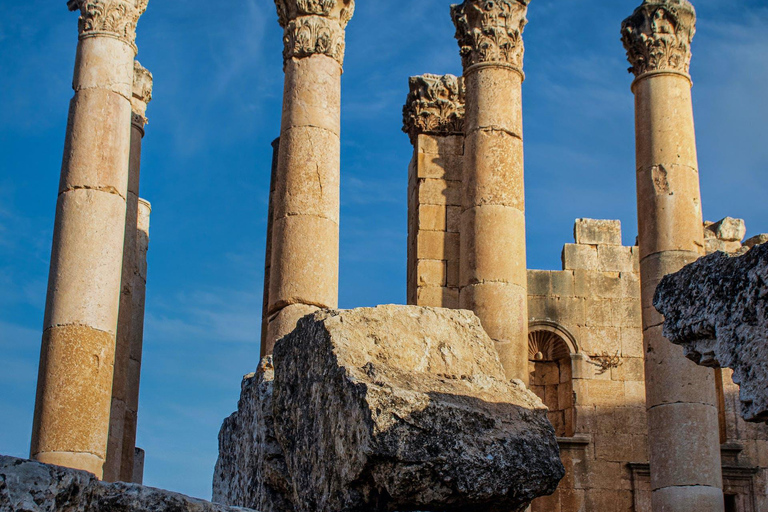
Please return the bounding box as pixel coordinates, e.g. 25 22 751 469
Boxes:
0 455 256 512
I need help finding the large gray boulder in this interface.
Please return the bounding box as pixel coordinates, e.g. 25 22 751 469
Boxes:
654 243 768 422
215 305 564 512
0 455 255 512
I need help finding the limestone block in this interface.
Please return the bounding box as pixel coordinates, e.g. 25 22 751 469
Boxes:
416 230 460 261
418 178 461 206
61 88 132 194
620 327 644 358
462 131 524 209
460 205 526 286
415 286 457 309
44 189 127 333
573 219 622 246
633 74 699 172
562 244 598 271
744 234 768 249
281 57 341 135
446 260 460 288
417 204 447 231
417 134 464 157
654 243 768 422
213 359 290 512
416 152 463 181
597 245 635 273
647 403 723 489
273 126 340 222
446 205 461 233
528 270 551 297
132 448 144 485
270 306 564 512
73 36 134 98
268 215 338 313
551 271 575 297
463 67 523 137
416 260 446 287
704 217 746 242
635 163 704 258
0 455 254 512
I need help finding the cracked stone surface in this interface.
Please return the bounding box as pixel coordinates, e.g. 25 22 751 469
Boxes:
0 455 256 512
654 243 768 422
215 305 564 512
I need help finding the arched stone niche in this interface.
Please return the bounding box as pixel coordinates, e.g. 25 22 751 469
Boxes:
528 321 578 437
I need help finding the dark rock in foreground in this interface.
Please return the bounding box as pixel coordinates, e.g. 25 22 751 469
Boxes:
654 243 768 422
0 455 255 512
215 305 564 512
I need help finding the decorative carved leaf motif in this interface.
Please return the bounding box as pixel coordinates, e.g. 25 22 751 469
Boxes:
283 16 346 65
621 0 696 77
69 0 148 47
403 74 465 139
451 0 528 70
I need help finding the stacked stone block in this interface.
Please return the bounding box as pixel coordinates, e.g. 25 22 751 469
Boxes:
527 219 646 512
403 74 464 309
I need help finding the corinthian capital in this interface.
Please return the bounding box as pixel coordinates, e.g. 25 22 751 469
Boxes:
621 0 696 78
131 60 153 127
67 0 149 51
275 0 355 66
403 74 465 141
450 0 529 72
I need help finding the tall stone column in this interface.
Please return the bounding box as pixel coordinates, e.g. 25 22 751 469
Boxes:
31 0 149 479
451 0 530 383
622 1 724 510
265 0 355 354
104 61 152 483
123 198 151 483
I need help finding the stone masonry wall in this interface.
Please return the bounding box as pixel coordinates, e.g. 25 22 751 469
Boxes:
407 134 462 308
406 214 768 510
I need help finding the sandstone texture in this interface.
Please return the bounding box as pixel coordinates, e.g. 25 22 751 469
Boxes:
0 455 254 512
654 243 768 423
215 305 564 512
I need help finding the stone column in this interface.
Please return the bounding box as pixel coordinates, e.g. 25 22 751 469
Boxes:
31 0 148 479
451 0 530 383
261 138 280 357
622 1 724 510
121 198 151 482
264 0 355 354
105 61 152 483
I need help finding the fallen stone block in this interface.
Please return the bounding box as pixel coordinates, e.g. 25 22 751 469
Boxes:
0 455 255 512
216 305 564 512
654 243 768 422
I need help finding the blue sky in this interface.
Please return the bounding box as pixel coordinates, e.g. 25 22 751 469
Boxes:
1 0 766 501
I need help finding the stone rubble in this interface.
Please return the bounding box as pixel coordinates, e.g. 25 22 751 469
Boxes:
654 243 768 423
0 455 255 512
215 305 564 512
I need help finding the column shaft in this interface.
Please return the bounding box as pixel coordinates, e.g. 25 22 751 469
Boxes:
265 1 354 353
622 2 724 510
105 61 152 483
452 0 530 383
32 0 148 478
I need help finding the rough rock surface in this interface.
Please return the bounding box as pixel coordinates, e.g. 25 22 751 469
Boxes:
216 305 564 512
213 358 291 512
654 243 768 422
0 455 255 512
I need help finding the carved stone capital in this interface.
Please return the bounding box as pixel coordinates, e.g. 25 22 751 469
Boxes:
67 0 149 51
450 0 529 72
621 0 696 79
131 60 153 125
403 74 465 141
275 0 355 66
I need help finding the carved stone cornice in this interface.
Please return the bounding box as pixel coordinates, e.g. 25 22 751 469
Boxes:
403 74 465 141
131 60 152 129
450 0 529 73
621 0 696 79
275 0 355 66
67 0 149 52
